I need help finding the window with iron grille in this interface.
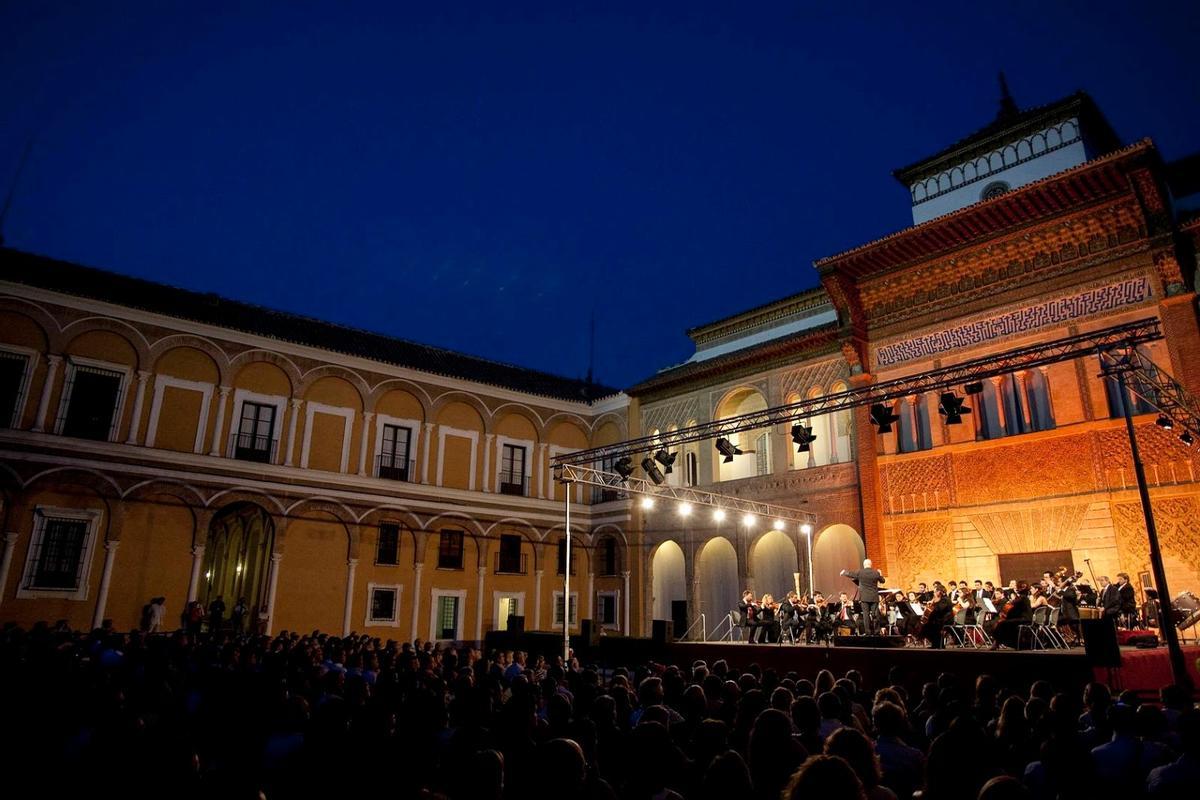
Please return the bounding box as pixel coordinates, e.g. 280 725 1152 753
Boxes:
0 351 30 429
556 538 575 575
235 401 276 462
685 452 698 487
600 536 619 575
58 363 124 441
497 533 523 573
499 443 527 495
754 433 769 476
436 594 460 639
378 424 413 480
368 586 399 624
552 592 578 627
598 592 618 626
438 529 464 570
376 523 400 565
21 512 96 594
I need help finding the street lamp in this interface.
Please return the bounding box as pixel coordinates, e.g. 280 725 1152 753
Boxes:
800 523 815 596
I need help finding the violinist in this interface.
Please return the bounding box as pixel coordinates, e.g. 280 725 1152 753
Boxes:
1054 573 1080 643
990 581 1033 650
758 594 780 643
916 583 933 603
831 591 858 635
778 591 803 642
920 588 954 649
739 590 761 643
805 592 833 644
893 590 920 637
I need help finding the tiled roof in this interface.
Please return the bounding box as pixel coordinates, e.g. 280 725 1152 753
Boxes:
0 248 619 403
892 91 1119 186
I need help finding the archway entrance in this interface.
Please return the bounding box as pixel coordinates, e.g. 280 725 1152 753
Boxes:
751 530 798 599
812 524 866 599
201 503 275 627
698 537 739 633
651 539 686 623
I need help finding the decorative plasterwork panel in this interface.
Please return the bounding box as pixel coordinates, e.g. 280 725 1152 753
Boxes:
779 358 851 401
953 435 1097 506
893 518 956 589
1112 496 1200 583
640 396 700 435
967 504 1089 554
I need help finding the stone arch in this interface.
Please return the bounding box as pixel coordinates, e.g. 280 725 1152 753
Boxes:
590 411 627 438
714 386 770 481
61 317 152 366
148 334 231 383
201 501 277 627
592 524 627 576
204 488 287 517
491 402 546 438
367 378 433 417
750 529 798 598
650 539 686 622
284 496 359 555
423 511 487 538
543 411 590 433
483 517 544 570
0 296 65 349
812 523 865 599
697 536 739 625
122 478 207 508
430 390 493 432
0 307 52 351
19 467 119 541
227 349 303 390
296 364 371 402
356 504 424 532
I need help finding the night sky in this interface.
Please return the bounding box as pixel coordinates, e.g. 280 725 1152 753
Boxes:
2 2 1198 389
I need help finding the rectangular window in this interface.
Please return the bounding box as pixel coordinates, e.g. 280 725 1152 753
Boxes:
598 592 618 626
377 424 414 481
553 592 579 627
437 594 460 639
496 533 524 574
59 364 124 441
438 529 464 570
594 456 621 502
755 433 769 476
499 443 527 496
0 351 29 429
600 537 618 576
26 516 90 591
498 595 521 629
556 539 576 575
685 452 698 487
376 523 400 565
234 401 276 463
368 586 399 624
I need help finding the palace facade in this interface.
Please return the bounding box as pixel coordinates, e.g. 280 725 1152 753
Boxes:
2 88 1199 641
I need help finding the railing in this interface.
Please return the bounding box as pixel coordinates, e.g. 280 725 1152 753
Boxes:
498 473 528 496
591 486 623 504
376 455 416 482
708 612 736 642
679 613 707 642
231 432 276 463
494 552 528 575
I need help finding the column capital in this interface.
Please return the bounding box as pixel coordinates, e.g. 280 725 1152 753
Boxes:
347 558 359 567
423 421 435 430
413 561 425 573
104 539 120 552
485 433 495 440
989 375 1004 386
535 569 545 577
136 369 152 381
620 570 631 580
3 531 18 545
217 385 232 396
45 353 62 366
191 543 206 556
289 397 304 409
362 411 375 420
904 394 918 405
270 552 283 564
478 565 487 576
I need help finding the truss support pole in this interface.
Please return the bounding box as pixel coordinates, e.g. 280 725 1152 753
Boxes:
563 479 572 667
1117 372 1191 689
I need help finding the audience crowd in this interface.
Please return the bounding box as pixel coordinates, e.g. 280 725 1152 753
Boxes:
1 621 1197 799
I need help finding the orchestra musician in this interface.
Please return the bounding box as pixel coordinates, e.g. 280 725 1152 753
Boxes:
916 583 932 603
1116 573 1137 627
805 592 833 643
1053 573 1080 643
778 591 803 642
920 588 955 648
990 581 1033 650
739 590 761 643
1098 576 1121 625
758 594 780 643
830 591 858 635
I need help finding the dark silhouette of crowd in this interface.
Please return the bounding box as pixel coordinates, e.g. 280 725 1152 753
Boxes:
1 621 1197 799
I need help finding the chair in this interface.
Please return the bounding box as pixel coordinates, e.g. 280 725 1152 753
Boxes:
730 609 746 642
1018 606 1057 650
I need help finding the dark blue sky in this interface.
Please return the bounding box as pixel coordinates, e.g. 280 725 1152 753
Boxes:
2 2 1198 388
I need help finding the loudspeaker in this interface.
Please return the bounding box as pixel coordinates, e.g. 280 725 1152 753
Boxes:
1128 633 1159 649
580 618 599 646
833 635 907 649
506 614 525 634
671 600 688 638
652 619 674 645
1082 619 1121 667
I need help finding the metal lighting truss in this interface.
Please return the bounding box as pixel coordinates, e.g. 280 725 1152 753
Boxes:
1099 347 1200 440
553 317 1165 467
555 462 817 525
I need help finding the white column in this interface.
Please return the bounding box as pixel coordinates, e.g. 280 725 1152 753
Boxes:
587 571 595 622
125 370 151 444
208 386 231 456
990 376 1007 434
91 540 120 629
186 544 206 603
410 562 424 640
0 532 19 607
1015 371 1034 429
537 444 548 499
342 558 358 636
482 434 494 492
31 354 61 432
1038 365 1054 424
533 569 544 630
358 412 375 476
420 423 434 484
265 552 282 634
283 399 302 467
475 566 486 641
622 570 631 634
904 395 919 451
827 410 839 464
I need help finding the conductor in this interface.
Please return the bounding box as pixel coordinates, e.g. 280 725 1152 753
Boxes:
841 559 886 635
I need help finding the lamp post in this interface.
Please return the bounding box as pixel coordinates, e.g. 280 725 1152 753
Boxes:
563 478 572 666
801 523 815 597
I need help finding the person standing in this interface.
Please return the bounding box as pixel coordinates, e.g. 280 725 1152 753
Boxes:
231 597 248 634
1116 573 1137 628
148 597 167 633
208 595 226 632
840 559 885 635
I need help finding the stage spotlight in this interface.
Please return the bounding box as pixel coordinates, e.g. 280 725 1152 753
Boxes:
937 392 971 425
653 449 677 474
713 509 726 523
715 437 742 463
800 523 813 535
640 497 655 510
791 423 817 453
1181 431 1195 446
641 457 665 485
964 382 984 395
1156 415 1174 430
678 502 693 517
772 519 786 531
742 514 756 527
869 403 901 433
613 457 635 480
